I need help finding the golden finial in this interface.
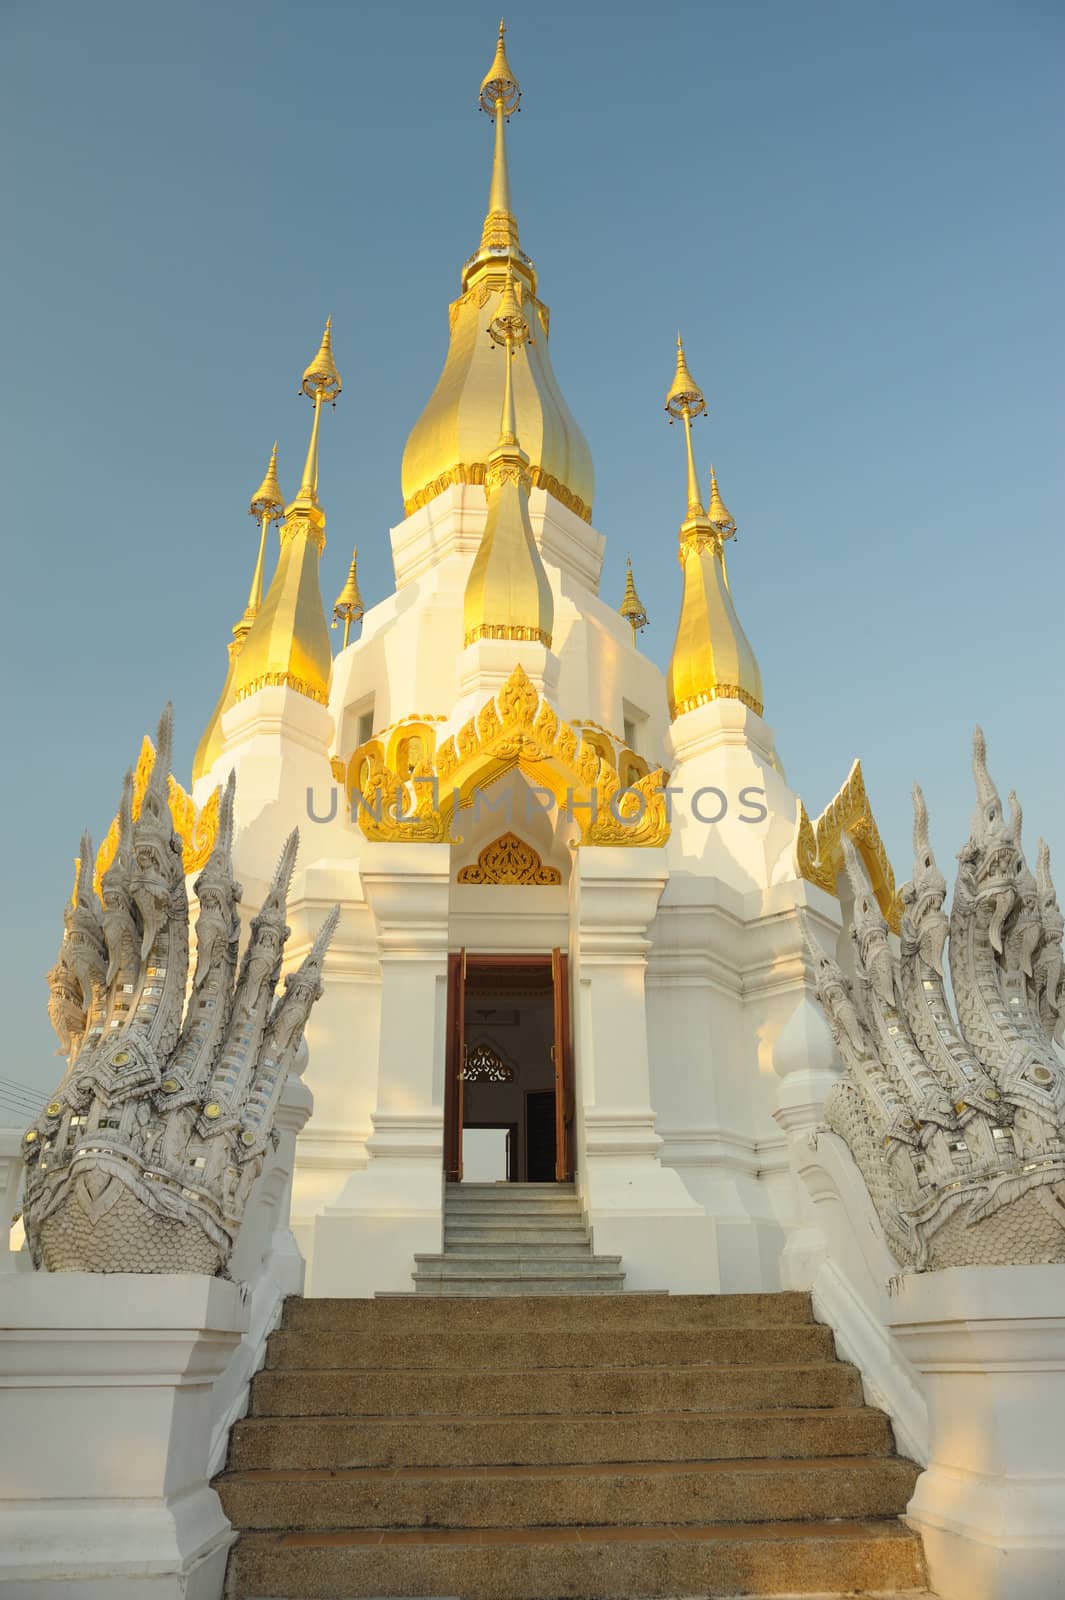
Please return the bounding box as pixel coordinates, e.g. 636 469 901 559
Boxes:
295 319 341 507
249 441 284 522
331 547 365 649
243 442 285 625
665 333 707 421
707 465 736 538
301 316 342 403
619 557 649 643
480 18 521 115
488 268 530 450
488 267 530 348
665 334 707 519
477 20 522 261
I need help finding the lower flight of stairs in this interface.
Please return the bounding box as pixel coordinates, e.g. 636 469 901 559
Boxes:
410 1181 626 1295
218 1291 930 1599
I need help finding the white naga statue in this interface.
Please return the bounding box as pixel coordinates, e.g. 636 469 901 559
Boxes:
24 707 338 1275
806 730 1065 1270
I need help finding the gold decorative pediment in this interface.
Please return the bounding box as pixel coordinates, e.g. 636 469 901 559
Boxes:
352 665 671 849
797 760 901 933
92 736 219 893
457 832 562 885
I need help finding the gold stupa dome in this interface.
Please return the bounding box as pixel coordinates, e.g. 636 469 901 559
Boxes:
400 21 594 524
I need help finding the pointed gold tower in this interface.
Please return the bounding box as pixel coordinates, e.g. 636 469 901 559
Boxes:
664 339 763 720
463 270 554 649
619 557 649 642
332 546 365 649
401 21 594 523
230 322 339 708
192 443 287 781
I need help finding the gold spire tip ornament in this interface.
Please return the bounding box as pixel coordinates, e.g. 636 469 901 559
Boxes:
294 319 341 509
249 441 285 521
488 267 530 348
619 556 649 642
666 334 708 520
332 546 365 649
707 464 736 538
665 333 707 422
480 18 521 115
301 317 342 403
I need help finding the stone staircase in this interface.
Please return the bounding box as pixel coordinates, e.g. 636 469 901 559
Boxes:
218 1291 930 1599
409 1181 626 1295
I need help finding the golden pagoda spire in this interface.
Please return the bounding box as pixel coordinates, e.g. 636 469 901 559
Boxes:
295 317 342 506
230 323 338 709
400 20 594 526
707 464 735 536
477 19 522 259
192 444 288 781
463 275 553 649
665 334 707 519
664 339 763 721
332 546 365 649
619 557 649 643
243 441 284 623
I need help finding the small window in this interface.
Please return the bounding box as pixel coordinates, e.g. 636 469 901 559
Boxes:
623 717 636 750
357 707 374 746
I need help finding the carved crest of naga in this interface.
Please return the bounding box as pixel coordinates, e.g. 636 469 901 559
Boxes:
24 706 338 1275
806 730 1065 1270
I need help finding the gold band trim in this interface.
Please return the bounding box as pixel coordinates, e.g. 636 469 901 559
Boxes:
404 461 592 524
672 684 763 718
234 671 328 705
463 624 552 649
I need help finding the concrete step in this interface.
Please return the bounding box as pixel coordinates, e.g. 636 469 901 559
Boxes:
412 1276 629 1296
265 1323 836 1372
218 1453 920 1532
228 1403 898 1472
443 1202 585 1221
248 1360 863 1418
426 1242 598 1261
227 1517 927 1598
280 1291 816 1334
407 1260 623 1273
441 1228 588 1241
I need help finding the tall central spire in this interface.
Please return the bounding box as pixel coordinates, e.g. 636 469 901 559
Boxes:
479 20 521 258
400 20 594 528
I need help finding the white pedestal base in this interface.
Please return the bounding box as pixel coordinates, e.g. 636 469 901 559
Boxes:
0 1273 246 1598
889 1264 1065 1600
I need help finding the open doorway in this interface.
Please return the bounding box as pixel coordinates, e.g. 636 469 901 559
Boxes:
444 951 573 1184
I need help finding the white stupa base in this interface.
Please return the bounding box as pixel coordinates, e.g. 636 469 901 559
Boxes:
0 1273 246 1599
889 1264 1065 1600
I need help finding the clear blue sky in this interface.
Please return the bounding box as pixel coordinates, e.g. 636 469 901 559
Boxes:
2 0 1062 1100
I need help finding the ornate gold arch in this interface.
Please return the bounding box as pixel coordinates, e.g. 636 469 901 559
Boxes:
457 832 562 885
349 664 671 849
796 759 901 933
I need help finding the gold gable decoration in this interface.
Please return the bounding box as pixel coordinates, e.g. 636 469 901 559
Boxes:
796 759 902 934
457 831 562 885
92 736 220 893
350 664 671 849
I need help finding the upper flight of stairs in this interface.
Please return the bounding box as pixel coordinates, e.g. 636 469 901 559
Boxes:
218 1290 930 1599
409 1181 627 1295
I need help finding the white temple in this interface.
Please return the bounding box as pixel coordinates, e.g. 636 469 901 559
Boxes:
6 22 1064 1600
187 21 887 1302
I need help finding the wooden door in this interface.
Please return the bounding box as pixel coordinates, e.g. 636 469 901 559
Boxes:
444 949 466 1182
551 948 574 1181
